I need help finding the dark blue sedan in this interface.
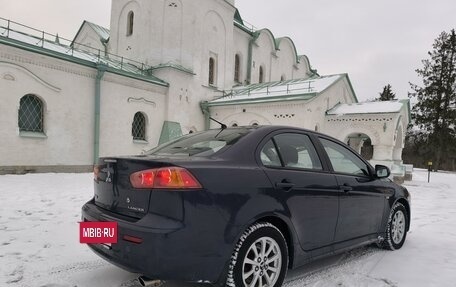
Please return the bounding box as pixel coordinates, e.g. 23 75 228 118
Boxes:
82 125 410 287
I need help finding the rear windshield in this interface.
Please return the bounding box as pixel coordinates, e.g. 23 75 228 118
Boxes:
145 128 251 157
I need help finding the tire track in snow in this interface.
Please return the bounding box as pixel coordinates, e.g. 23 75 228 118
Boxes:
283 246 395 287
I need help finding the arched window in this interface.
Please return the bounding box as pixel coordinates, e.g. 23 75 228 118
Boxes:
281 74 286 81
234 54 241 83
209 57 216 86
132 112 146 140
232 123 238 127
127 11 134 36
18 94 44 132
259 66 264 83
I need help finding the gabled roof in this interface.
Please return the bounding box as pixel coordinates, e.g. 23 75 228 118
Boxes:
86 21 110 41
327 100 411 121
327 101 403 115
208 74 353 106
72 20 110 46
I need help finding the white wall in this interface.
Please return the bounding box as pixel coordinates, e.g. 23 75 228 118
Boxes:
0 46 94 166
209 78 355 130
232 27 250 86
99 74 167 157
0 44 168 169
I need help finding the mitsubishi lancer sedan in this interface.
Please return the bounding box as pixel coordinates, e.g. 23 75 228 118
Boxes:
81 125 410 287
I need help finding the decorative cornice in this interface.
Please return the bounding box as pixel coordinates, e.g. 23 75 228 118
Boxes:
127 97 157 107
0 49 168 92
210 101 307 111
0 49 95 79
0 60 61 92
2 72 15 81
326 117 393 122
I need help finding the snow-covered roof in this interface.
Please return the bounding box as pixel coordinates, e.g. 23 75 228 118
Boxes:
209 74 345 105
0 19 167 86
72 20 110 46
327 101 405 115
85 21 110 42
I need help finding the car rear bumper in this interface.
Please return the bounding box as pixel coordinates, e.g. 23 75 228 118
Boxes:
81 199 228 283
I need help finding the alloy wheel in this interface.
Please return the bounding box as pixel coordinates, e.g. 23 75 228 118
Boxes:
242 236 282 287
391 210 406 244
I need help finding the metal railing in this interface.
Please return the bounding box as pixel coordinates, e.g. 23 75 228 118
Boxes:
216 80 315 100
0 17 153 75
234 18 257 33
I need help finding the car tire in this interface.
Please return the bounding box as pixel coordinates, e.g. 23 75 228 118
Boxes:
226 222 288 287
383 202 408 250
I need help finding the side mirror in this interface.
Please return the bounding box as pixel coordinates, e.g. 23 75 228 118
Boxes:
375 165 390 179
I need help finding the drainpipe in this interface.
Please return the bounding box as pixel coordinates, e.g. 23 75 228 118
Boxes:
200 101 211 130
94 64 108 164
101 38 109 56
246 32 260 85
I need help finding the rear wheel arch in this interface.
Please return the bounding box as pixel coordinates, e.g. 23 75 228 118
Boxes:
253 216 294 269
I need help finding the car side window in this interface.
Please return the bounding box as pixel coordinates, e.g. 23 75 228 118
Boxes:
274 133 323 170
260 140 281 167
320 138 370 176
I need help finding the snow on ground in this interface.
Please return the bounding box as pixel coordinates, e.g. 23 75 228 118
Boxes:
0 169 455 287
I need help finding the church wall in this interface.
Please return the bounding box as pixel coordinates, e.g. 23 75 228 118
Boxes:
209 77 356 132
232 27 250 86
98 75 167 157
109 0 152 64
274 39 297 81
294 57 311 79
209 97 327 132
109 0 236 78
0 47 95 169
3 0 407 174
107 0 317 138
0 44 169 172
251 30 275 84
151 68 207 134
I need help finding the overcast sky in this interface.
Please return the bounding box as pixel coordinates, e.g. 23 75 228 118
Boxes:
1 0 455 101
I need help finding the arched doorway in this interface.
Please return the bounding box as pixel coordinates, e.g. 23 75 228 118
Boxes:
345 133 373 160
392 121 404 164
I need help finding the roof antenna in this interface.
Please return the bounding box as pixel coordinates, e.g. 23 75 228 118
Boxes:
209 117 227 129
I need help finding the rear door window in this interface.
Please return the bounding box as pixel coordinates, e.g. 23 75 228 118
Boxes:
260 140 281 167
260 133 323 170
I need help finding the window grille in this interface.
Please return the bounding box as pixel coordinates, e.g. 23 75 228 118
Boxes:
209 57 215 86
132 112 146 140
18 94 43 132
234 54 241 82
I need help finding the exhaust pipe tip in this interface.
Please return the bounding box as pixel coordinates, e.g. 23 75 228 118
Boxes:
138 276 163 287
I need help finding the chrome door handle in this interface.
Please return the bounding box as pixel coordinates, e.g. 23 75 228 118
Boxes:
340 184 353 192
276 181 295 191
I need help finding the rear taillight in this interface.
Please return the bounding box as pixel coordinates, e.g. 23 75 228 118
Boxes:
130 167 202 189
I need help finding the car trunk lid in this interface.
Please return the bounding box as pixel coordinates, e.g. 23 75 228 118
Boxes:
94 157 161 219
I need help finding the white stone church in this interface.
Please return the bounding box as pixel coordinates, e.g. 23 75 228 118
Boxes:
0 0 410 178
